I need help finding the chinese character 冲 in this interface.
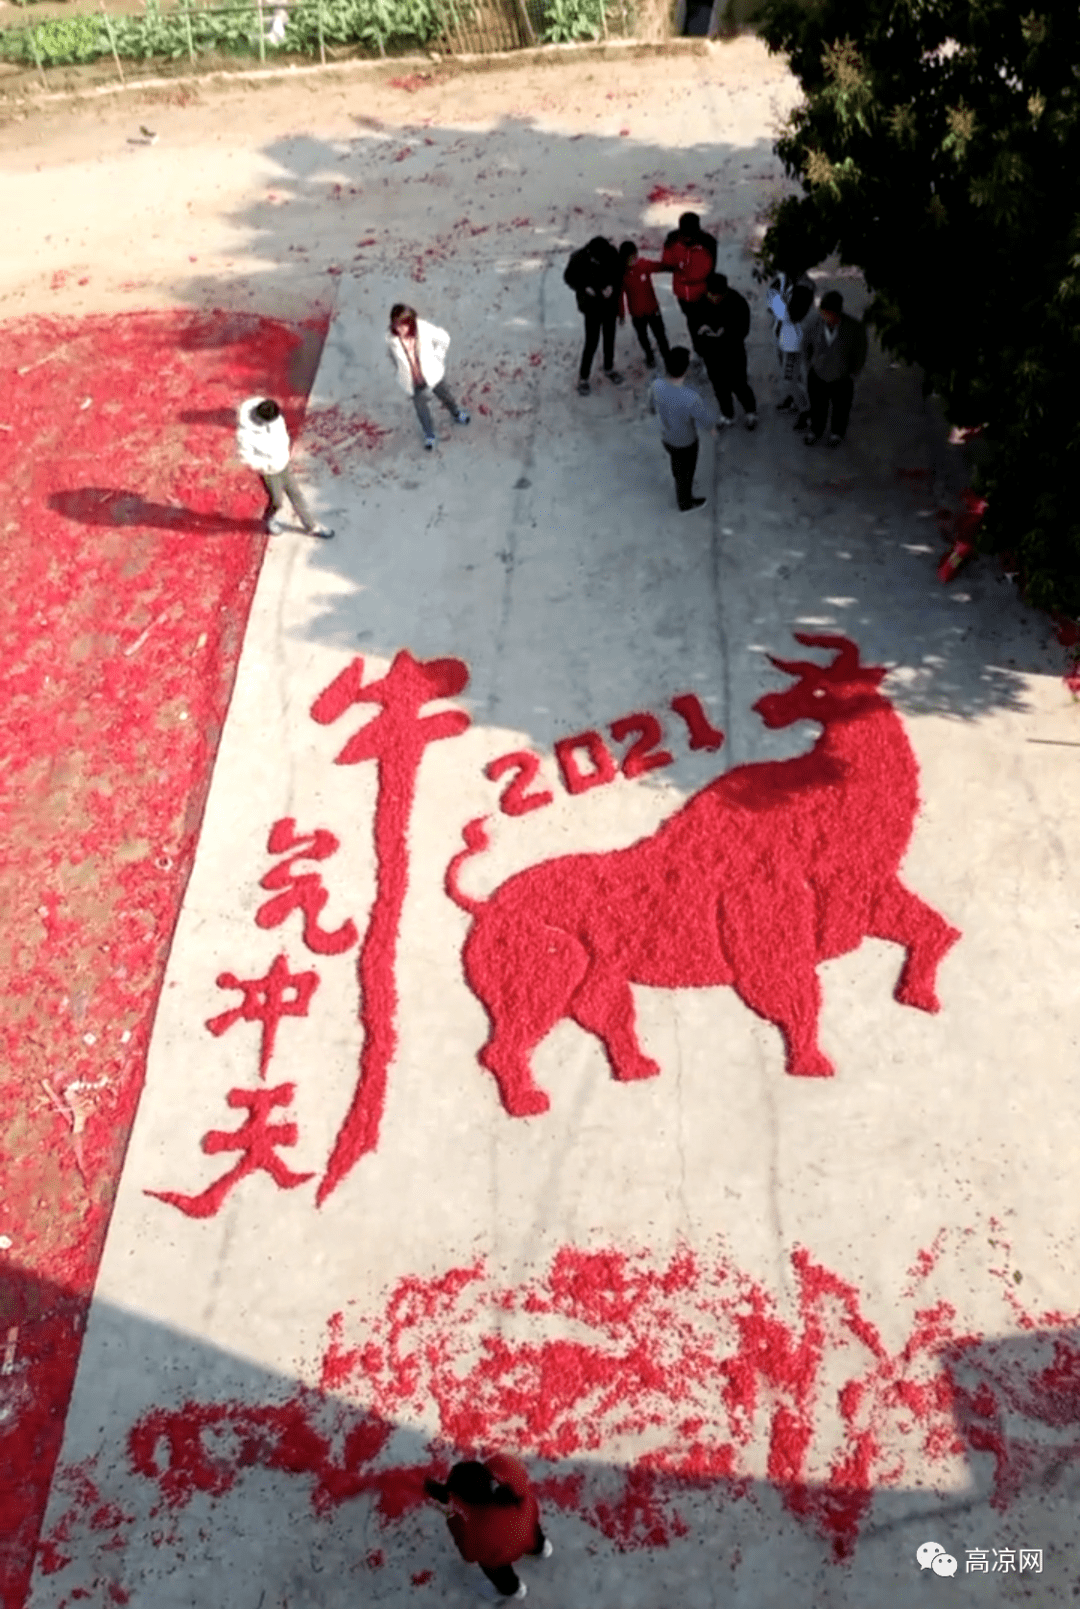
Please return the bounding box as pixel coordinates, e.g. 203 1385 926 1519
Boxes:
206 952 319 1077
1018 1549 1042 1573
146 1084 314 1217
256 817 359 956
965 1549 990 1573
992 1548 1015 1572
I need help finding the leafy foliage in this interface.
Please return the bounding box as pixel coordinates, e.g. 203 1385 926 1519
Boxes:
756 0 1080 615
0 0 451 67
540 0 606 42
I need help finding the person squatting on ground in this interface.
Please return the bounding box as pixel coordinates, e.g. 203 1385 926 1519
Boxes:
387 303 470 450
657 211 718 342
564 236 625 394
803 289 868 447
425 1458 552 1601
235 397 333 539
648 345 718 513
693 273 758 430
617 240 671 370
767 269 815 430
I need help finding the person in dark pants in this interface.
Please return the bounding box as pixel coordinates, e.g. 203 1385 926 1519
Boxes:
803 289 868 446
693 272 758 430
656 211 718 343
563 236 624 395
425 1458 551 1600
617 240 671 369
648 344 718 512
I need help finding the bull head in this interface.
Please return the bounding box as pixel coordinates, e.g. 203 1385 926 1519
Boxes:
754 634 887 729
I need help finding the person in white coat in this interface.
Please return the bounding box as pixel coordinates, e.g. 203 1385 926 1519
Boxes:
235 396 333 538
387 304 470 450
767 271 814 431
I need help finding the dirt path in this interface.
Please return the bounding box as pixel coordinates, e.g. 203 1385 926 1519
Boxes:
2 38 798 333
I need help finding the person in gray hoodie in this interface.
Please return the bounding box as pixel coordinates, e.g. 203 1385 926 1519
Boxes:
803 290 868 447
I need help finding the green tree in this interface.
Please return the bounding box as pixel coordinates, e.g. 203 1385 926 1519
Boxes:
756 0 1080 616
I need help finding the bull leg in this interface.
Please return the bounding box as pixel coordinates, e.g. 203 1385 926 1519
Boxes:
716 885 834 1077
568 971 661 1084
866 876 961 1013
468 924 589 1118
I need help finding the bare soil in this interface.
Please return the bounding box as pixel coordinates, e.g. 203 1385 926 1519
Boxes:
1 37 794 337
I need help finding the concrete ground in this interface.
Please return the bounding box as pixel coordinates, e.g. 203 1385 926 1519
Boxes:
6 37 1080 1609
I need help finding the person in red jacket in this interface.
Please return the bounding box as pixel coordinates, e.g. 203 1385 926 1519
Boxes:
425 1457 551 1600
617 240 671 370
657 211 718 341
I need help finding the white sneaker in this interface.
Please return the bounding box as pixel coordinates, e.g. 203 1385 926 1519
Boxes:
540 1539 553 1559
266 514 290 534
744 412 758 431
512 1586 527 1601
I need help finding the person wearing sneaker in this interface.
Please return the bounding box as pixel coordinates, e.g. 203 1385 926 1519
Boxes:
235 397 334 538
617 240 671 371
563 235 624 394
693 273 758 431
425 1457 551 1601
766 269 814 430
387 304 470 450
802 289 868 447
647 345 718 512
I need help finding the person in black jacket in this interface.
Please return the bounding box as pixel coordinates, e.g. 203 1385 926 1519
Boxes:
693 273 758 430
564 236 625 395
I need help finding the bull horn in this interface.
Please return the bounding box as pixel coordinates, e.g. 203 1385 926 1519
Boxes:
792 633 860 675
767 655 819 678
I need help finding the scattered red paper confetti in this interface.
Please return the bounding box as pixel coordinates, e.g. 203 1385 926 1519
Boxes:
647 184 701 205
0 305 328 1609
110 1235 1080 1564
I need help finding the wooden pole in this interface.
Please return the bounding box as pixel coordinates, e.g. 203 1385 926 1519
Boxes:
443 0 467 53
27 25 47 89
516 0 536 45
183 0 195 64
256 0 265 61
99 0 125 82
316 0 325 63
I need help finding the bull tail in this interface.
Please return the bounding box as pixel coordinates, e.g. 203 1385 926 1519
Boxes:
445 816 491 916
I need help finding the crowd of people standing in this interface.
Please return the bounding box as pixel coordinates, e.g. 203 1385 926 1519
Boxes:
561 212 867 509
236 209 868 531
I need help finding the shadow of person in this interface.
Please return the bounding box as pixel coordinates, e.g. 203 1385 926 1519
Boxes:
49 488 263 535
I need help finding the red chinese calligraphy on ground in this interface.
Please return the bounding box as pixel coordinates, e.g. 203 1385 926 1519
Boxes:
310 652 470 1201
146 1084 314 1219
256 818 359 956
205 952 320 1079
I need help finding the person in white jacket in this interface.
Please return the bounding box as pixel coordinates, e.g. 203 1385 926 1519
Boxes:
387 304 469 450
767 271 814 431
235 397 333 538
